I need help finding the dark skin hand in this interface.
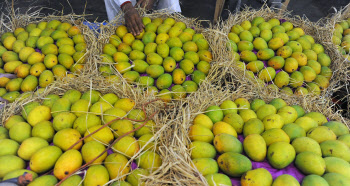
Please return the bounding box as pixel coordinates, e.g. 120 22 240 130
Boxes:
122 3 144 36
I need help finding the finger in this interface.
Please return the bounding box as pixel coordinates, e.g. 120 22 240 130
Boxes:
136 16 144 33
131 17 140 35
126 21 136 35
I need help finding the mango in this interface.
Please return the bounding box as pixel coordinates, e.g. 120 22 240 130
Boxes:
320 140 350 162
304 112 328 125
294 117 318 133
268 37 284 50
213 133 242 154
83 125 114 145
243 134 266 162
53 149 82 180
282 123 306 141
323 173 350 186
25 35 39 47
0 139 19 156
240 50 257 62
12 40 25 53
241 168 273 186
126 168 149 186
0 127 9 139
2 51 19 63
191 70 206 85
3 169 38 181
274 71 289 88
9 122 31 143
272 174 300 186
292 136 322 156
307 126 336 143
192 158 218 176
260 29 273 42
113 136 139 158
105 153 130 180
52 112 76 131
5 78 23 92
3 36 16 50
295 151 326 175
81 141 107 164
50 98 71 117
188 124 214 143
53 128 82 151
256 104 276 120
313 75 329 90
243 118 264 137
32 121 55 142
205 173 232 186
27 52 45 65
258 67 276 82
247 60 264 73
249 26 261 37
238 41 253 52
239 109 257 122
267 141 295 169
320 66 332 80
30 146 62 173
83 165 109 186
289 71 304 88
250 99 266 112
189 141 216 159
324 157 350 179
317 53 331 67
338 134 350 148
262 128 290 146
38 70 54 87
60 175 82 186
136 151 162 172
0 155 25 178
217 152 252 177
17 137 49 161
222 113 244 133
268 56 285 70
28 175 58 186
166 37 182 48
30 62 46 77
301 174 329 186
262 114 284 130
26 105 51 127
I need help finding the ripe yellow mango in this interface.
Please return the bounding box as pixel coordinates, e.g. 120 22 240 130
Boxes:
53 149 83 180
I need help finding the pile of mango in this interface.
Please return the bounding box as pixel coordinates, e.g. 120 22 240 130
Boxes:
0 20 87 102
332 18 350 59
101 17 212 99
188 97 350 185
227 17 333 96
0 89 161 185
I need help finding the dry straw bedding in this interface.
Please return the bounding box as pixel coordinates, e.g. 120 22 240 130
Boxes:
323 4 350 118
208 5 348 103
0 75 178 185
0 7 98 108
160 79 350 185
93 9 222 95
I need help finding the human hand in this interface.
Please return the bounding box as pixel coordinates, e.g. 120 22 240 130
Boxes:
122 3 144 36
135 0 156 10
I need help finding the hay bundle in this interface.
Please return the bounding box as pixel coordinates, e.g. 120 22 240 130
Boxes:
0 5 99 107
0 74 177 185
321 4 350 119
207 5 347 101
160 78 350 185
93 9 221 98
